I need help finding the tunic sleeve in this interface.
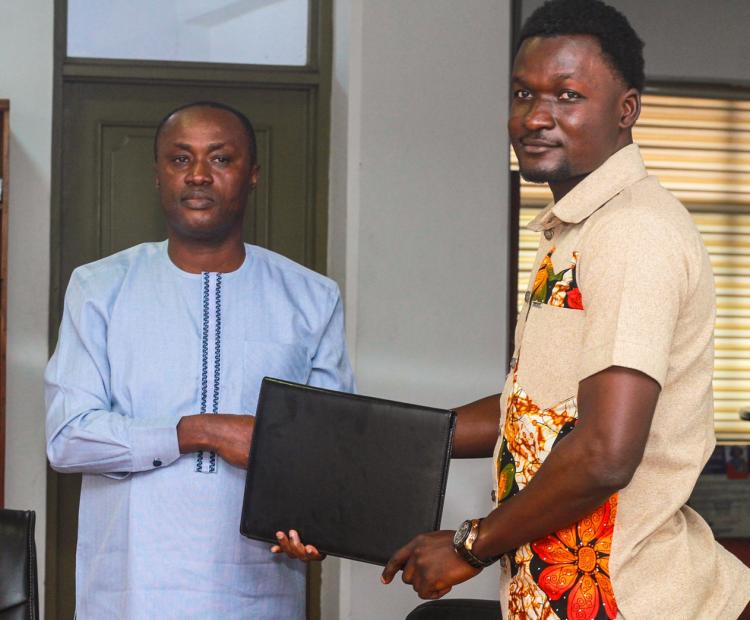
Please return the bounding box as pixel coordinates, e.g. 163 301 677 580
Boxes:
307 286 356 393
45 270 181 476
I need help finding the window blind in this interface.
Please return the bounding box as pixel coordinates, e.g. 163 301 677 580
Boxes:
511 93 750 443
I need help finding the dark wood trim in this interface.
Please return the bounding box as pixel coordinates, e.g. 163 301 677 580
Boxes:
507 171 521 367
312 0 333 277
511 0 523 53
506 0 523 370
0 99 9 509
45 2 68 616
62 61 322 87
306 0 321 73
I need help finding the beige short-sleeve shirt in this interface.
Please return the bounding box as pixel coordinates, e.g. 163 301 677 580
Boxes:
494 144 750 620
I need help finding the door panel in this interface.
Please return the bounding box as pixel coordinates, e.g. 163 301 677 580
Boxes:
61 82 312 289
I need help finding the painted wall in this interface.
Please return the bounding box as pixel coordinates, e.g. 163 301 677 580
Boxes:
521 0 750 85
0 0 54 614
327 1 512 617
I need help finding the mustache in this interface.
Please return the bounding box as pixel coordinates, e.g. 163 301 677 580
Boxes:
181 190 214 201
519 132 561 147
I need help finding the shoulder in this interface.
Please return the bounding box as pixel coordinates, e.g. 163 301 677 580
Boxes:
245 244 341 300
582 176 702 259
69 242 163 298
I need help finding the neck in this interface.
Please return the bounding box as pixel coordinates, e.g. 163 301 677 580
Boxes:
549 135 634 203
167 230 246 273
548 173 588 203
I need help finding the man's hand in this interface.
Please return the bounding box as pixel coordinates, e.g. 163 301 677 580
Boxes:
177 413 254 468
381 530 481 599
271 529 326 562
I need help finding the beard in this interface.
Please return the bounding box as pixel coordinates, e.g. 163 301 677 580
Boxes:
520 161 572 184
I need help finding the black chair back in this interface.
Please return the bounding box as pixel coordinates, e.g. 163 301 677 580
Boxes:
406 599 501 620
0 509 39 620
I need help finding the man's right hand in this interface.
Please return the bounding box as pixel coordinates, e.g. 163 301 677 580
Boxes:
177 413 254 468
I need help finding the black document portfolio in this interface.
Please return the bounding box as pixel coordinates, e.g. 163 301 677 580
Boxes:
240 378 456 566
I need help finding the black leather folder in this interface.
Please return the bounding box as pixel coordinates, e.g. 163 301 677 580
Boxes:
0 509 39 620
240 378 456 566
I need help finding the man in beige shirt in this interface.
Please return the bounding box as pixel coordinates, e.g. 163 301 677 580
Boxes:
382 0 750 618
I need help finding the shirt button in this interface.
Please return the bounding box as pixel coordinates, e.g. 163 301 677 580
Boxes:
544 229 554 240
524 291 531 303
153 459 162 467
491 489 497 502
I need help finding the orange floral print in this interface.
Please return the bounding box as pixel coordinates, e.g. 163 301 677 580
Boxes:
499 375 619 619
532 496 619 620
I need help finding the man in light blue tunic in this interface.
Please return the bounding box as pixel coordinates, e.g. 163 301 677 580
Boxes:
45 101 354 619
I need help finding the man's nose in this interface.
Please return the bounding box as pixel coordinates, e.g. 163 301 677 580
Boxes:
186 160 213 185
524 99 555 131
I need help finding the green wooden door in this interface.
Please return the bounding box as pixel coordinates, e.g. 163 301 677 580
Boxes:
59 81 320 291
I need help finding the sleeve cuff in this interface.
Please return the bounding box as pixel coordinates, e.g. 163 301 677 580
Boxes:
577 339 669 389
129 418 181 472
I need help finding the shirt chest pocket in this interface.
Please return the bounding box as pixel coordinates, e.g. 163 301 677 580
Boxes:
515 303 586 411
241 340 311 412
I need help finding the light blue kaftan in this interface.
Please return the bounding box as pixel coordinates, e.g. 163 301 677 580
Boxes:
45 241 354 619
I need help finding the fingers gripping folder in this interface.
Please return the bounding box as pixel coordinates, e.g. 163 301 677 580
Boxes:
240 378 456 565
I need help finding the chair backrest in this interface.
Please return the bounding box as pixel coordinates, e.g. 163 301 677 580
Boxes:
406 599 501 620
0 509 39 620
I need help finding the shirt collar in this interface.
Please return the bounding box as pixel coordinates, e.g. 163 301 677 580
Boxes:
527 143 647 232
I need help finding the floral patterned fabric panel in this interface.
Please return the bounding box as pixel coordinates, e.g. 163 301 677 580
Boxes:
531 249 583 310
497 375 619 620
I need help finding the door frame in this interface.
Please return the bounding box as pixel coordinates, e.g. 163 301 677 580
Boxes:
46 2 333 618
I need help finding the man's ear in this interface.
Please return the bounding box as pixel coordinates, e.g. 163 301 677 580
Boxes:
619 88 641 130
154 162 160 189
249 164 260 191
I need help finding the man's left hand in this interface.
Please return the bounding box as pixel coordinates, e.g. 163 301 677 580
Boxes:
381 530 481 599
271 529 326 562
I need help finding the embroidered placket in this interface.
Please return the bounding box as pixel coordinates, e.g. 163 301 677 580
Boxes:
196 272 223 474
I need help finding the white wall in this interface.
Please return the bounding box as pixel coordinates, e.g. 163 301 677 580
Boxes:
328 1 512 618
0 0 54 613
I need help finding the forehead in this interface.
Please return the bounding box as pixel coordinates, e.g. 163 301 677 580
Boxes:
513 35 621 87
158 107 247 148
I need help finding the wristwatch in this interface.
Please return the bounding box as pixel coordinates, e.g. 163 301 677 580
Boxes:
453 518 499 568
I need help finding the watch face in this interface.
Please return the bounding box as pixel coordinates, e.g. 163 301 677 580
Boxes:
453 520 471 546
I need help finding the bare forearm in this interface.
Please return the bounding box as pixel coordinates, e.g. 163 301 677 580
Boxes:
472 368 659 559
473 429 617 559
177 413 254 468
452 394 501 458
177 414 213 453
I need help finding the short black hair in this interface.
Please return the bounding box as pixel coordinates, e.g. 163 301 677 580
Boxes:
517 0 645 92
153 100 257 165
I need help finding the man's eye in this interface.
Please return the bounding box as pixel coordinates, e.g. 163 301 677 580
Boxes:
514 89 532 100
213 156 231 164
172 155 189 164
560 90 582 100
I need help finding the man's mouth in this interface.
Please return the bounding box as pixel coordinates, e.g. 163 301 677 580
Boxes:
181 193 215 208
520 138 560 154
